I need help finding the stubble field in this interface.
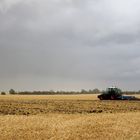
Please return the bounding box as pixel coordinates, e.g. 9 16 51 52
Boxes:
0 94 140 140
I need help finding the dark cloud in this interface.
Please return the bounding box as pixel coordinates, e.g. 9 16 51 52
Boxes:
0 0 140 91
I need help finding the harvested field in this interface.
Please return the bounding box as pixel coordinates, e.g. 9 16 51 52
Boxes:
0 113 140 140
0 94 139 140
0 94 99 100
0 98 140 115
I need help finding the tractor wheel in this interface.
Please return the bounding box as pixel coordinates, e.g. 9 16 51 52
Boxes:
100 97 103 100
111 96 114 100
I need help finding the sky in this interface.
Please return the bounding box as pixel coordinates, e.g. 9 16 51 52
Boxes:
0 0 140 91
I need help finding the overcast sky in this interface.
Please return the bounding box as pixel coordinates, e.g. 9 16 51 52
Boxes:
0 0 140 91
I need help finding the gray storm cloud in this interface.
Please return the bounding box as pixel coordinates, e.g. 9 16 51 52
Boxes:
0 0 140 91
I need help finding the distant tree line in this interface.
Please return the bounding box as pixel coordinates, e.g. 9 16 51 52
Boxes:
122 91 140 95
1 88 140 95
6 88 101 95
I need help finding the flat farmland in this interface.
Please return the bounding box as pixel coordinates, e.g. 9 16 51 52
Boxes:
0 94 98 100
0 94 139 140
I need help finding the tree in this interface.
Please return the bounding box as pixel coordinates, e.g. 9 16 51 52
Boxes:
1 92 6 95
81 89 87 94
93 88 100 94
9 89 16 95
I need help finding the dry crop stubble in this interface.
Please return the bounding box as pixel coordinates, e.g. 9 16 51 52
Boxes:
0 113 139 140
0 94 139 140
0 94 99 100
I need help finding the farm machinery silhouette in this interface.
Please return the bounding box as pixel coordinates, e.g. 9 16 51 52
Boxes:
98 87 139 100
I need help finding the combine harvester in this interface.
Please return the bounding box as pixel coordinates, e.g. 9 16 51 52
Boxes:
98 87 139 100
